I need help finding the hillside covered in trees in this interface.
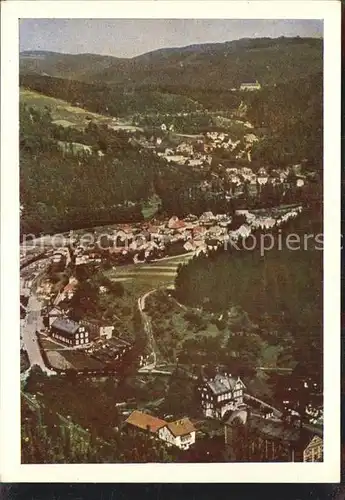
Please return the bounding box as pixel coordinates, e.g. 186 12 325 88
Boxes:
19 104 163 235
248 72 323 171
19 74 203 117
174 206 323 382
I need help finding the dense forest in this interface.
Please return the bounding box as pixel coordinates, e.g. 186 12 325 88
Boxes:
247 73 323 171
19 74 202 117
174 206 323 383
20 104 163 235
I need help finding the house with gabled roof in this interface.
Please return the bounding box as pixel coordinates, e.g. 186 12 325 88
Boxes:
158 418 196 450
167 216 187 231
44 306 64 328
50 317 89 347
124 411 196 450
198 372 246 419
125 410 166 434
303 434 323 462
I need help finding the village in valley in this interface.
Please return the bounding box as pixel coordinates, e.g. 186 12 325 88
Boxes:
19 25 323 464
20 143 323 463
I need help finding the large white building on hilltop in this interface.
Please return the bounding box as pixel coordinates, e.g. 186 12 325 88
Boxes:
240 80 261 91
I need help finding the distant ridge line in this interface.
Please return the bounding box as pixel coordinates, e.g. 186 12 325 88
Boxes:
20 36 323 61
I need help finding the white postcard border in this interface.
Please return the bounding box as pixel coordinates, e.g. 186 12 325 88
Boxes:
0 0 341 483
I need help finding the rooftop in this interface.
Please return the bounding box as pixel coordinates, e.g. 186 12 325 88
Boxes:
125 410 166 433
63 282 77 293
240 81 261 86
250 414 300 443
48 306 62 316
207 374 240 395
166 418 196 437
51 317 79 336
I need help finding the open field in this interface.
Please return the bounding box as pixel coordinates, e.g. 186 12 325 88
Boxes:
60 350 105 371
106 254 194 298
45 350 74 370
20 88 140 131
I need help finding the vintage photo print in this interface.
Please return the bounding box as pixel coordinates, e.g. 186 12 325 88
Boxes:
0 0 341 483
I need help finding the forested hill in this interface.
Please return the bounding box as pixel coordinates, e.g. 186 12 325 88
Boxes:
19 105 162 235
247 72 323 171
20 37 322 88
19 74 203 116
20 51 121 81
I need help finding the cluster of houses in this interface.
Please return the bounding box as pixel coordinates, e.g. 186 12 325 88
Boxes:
153 129 308 196
282 390 323 428
106 97 313 207
123 368 323 461
157 143 212 167
54 205 303 266
155 129 260 167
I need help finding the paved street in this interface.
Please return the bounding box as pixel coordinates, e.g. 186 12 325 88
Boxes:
20 258 54 375
21 294 50 372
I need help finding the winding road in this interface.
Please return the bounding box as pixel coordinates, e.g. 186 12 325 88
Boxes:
137 289 158 371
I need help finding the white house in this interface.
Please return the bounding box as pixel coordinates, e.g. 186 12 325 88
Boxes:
198 372 246 419
231 224 252 240
75 255 89 266
46 306 64 328
158 418 196 450
125 411 196 451
240 80 261 91
99 325 114 340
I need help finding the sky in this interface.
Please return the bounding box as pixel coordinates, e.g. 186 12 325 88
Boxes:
19 19 323 58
